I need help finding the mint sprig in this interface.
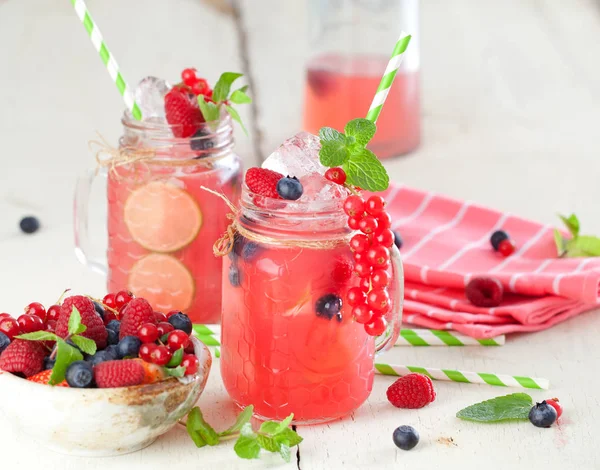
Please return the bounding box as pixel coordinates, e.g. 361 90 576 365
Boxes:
198 72 251 134
456 393 532 422
318 118 389 192
554 213 600 257
186 405 302 462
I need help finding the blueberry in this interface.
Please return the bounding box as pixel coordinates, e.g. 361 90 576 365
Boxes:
490 230 509 251
117 336 142 359
393 425 419 450
105 345 120 360
168 313 193 335
393 230 403 250
315 294 343 322
191 127 216 153
229 233 245 261
106 320 121 335
43 356 56 370
276 176 303 200
107 328 119 346
0 332 10 355
229 265 242 287
87 350 113 366
19 216 40 234
529 401 557 428
241 242 261 262
65 361 95 388
93 301 105 320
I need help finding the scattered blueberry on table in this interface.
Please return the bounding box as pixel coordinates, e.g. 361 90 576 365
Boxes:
19 216 40 234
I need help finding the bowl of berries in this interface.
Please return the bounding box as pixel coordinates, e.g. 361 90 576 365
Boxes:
0 292 212 457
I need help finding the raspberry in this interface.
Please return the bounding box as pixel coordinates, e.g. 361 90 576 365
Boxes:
119 298 156 339
386 373 436 409
164 85 204 138
466 276 503 307
94 359 146 388
0 339 47 377
56 296 108 349
27 369 68 387
331 258 353 284
245 168 283 199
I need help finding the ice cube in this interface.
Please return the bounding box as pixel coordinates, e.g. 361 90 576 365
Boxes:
261 132 327 179
133 76 171 120
299 173 348 204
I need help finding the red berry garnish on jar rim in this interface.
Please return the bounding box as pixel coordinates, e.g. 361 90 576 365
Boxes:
181 68 198 86
498 239 516 257
465 276 503 307
371 269 391 288
374 228 395 248
359 277 371 292
367 288 391 313
354 261 372 278
377 212 392 230
366 245 390 269
352 304 373 324
24 302 46 322
347 287 367 306
359 215 378 235
344 195 365 217
366 196 386 216
365 315 387 336
348 216 361 230
350 234 370 253
325 167 347 185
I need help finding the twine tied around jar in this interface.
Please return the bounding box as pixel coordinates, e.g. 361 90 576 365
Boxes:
200 186 353 256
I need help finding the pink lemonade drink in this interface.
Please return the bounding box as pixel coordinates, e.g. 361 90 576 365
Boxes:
303 55 420 159
220 133 403 424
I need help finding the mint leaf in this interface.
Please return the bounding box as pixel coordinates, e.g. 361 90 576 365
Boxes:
274 428 303 447
554 229 566 257
343 148 389 191
259 413 294 435
186 407 220 447
559 213 580 237
167 347 184 367
344 118 376 147
225 105 247 135
213 72 243 103
50 339 83 385
221 405 254 436
198 95 220 123
234 435 261 460
68 307 83 336
456 393 532 422
566 235 600 257
257 434 281 452
320 139 350 167
230 87 252 104
16 331 59 342
319 127 345 143
164 365 186 378
279 443 291 463
70 335 97 356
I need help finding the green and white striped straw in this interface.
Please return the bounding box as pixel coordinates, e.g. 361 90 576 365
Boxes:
375 363 549 390
365 32 412 123
70 0 142 120
399 329 505 347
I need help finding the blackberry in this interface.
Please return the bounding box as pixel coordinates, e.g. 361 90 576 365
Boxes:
490 230 509 251
392 425 419 451
65 361 95 388
19 216 40 234
315 294 343 322
168 313 193 335
529 401 557 428
229 265 242 287
276 176 303 200
117 336 142 359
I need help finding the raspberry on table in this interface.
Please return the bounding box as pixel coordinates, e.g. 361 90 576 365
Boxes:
119 298 156 340
0 339 47 377
56 296 108 350
94 359 146 388
465 276 503 307
245 167 284 199
386 373 436 409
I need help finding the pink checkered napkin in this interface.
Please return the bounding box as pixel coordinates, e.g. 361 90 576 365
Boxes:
382 184 600 338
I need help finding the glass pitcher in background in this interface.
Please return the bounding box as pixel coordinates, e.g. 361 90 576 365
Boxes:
303 0 420 159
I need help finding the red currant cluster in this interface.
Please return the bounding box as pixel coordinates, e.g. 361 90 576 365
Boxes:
181 68 213 100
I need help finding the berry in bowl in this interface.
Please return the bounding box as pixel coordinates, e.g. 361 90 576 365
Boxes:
0 293 211 456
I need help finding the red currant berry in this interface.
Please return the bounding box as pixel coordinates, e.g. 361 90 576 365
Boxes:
359 277 371 292
366 245 391 269
373 228 395 248
103 310 118 326
0 318 20 339
115 290 133 309
191 78 209 96
325 167 347 185
347 287 367 306
352 304 373 324
137 323 159 343
181 354 199 376
332 259 353 284
545 398 563 418
366 196 386 215
157 322 174 337
498 239 516 257
167 330 190 351
353 251 365 263
358 216 378 235
154 311 168 323
150 345 173 366
17 314 44 333
181 68 198 86
376 212 392 230
24 302 46 321
354 261 372 278
46 305 61 322
348 215 361 230
139 343 157 362
371 269 391 288
184 342 195 354
0 313 13 321
46 320 57 332
343 195 365 217
103 293 117 310
367 288 391 313
350 233 370 253
364 316 387 336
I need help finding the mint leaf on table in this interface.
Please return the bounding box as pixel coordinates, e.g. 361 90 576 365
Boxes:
555 213 600 257
50 339 83 385
16 331 59 341
344 118 376 147
259 413 294 435
274 427 303 447
279 443 291 463
456 393 532 422
212 72 244 103
559 213 580 237
70 335 97 356
186 407 220 447
234 435 261 460
166 347 184 367
221 405 254 436
343 148 389 191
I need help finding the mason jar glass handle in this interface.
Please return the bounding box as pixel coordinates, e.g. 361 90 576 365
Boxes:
74 168 108 276
375 246 403 355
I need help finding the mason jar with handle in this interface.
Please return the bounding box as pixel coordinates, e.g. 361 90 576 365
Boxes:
74 113 241 323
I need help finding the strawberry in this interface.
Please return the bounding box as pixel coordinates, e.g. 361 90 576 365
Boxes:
245 168 283 199
164 85 204 138
119 298 156 339
94 359 145 388
27 369 68 387
56 296 108 350
0 339 47 377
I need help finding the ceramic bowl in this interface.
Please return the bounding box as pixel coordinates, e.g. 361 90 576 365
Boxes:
0 337 211 457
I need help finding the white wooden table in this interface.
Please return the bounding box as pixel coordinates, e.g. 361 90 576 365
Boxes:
1 0 600 468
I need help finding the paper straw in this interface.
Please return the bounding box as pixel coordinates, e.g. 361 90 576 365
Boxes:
365 32 412 123
375 363 549 390
70 0 142 120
